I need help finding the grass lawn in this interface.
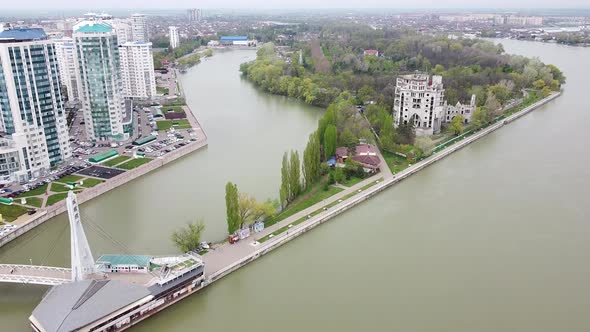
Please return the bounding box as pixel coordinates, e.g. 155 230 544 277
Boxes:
339 176 364 187
118 158 152 170
264 177 343 228
258 178 384 243
0 204 30 222
80 178 104 188
161 105 185 113
46 193 68 206
17 184 47 197
50 182 74 193
20 197 43 208
382 151 411 174
55 174 83 184
156 86 169 94
156 119 191 131
102 155 130 167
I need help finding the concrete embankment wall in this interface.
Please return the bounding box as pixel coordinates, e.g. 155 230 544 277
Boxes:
0 110 208 249
205 91 561 285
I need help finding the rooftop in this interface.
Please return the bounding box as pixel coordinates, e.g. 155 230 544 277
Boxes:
0 28 47 43
97 254 153 267
31 279 151 332
74 21 113 34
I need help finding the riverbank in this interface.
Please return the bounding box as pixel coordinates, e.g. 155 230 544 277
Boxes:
0 106 208 249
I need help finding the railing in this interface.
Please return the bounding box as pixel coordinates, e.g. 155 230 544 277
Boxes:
0 264 71 286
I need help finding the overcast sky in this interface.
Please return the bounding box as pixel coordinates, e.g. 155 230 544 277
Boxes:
4 0 590 11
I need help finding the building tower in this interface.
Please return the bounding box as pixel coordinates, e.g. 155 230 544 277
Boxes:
130 13 148 43
67 191 96 282
120 42 156 99
73 21 126 141
53 37 80 103
169 26 179 49
393 73 445 136
0 27 72 183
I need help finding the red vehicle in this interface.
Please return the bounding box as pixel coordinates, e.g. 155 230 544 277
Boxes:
228 234 239 244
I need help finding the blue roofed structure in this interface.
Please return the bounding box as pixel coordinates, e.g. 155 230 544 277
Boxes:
220 36 248 41
0 28 47 42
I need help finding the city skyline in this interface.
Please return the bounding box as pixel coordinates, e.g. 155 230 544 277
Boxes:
3 1 590 11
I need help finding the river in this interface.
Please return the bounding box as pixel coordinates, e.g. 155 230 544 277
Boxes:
2 41 590 331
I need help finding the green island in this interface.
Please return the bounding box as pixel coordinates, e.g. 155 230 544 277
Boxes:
217 24 565 245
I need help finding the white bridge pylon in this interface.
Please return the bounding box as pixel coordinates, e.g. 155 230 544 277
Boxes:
0 191 95 286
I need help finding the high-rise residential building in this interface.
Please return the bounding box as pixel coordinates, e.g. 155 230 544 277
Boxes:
53 37 80 102
0 27 72 183
110 19 133 45
130 14 148 43
169 26 179 49
119 42 156 99
73 21 126 141
393 73 445 136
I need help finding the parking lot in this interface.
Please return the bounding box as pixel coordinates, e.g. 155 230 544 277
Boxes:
77 166 126 180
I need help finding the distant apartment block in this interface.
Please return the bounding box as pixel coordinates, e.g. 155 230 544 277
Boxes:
169 26 179 49
0 27 72 183
73 21 127 141
120 42 156 99
130 14 149 43
53 37 80 102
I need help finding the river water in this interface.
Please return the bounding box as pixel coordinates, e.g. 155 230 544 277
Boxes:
2 41 590 331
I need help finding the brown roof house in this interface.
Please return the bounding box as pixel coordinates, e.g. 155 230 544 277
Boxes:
335 147 349 165
352 144 381 173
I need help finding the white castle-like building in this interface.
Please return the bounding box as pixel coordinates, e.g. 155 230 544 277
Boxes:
393 73 475 136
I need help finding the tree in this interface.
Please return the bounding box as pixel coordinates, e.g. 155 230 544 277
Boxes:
171 220 205 253
541 86 552 97
472 107 490 128
225 182 239 234
488 83 510 104
484 93 502 116
303 132 320 189
237 193 276 228
380 114 395 151
289 150 301 199
333 167 345 183
204 49 213 57
414 137 434 157
323 124 337 159
279 152 290 208
532 79 546 90
339 127 358 147
449 115 464 136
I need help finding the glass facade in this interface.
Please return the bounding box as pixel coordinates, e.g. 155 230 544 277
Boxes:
76 29 123 141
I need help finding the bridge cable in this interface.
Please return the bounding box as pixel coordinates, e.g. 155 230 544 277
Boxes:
40 219 69 266
79 211 149 268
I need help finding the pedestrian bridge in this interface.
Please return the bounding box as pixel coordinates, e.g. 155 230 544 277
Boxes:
0 264 71 286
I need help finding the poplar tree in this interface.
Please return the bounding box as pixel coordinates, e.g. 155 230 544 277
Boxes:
323 124 337 159
225 182 239 234
279 152 290 209
289 150 301 199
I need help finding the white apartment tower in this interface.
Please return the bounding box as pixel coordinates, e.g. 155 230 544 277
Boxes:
169 26 179 49
53 37 80 102
119 42 157 99
130 14 149 43
73 21 126 141
393 73 445 136
0 27 72 183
